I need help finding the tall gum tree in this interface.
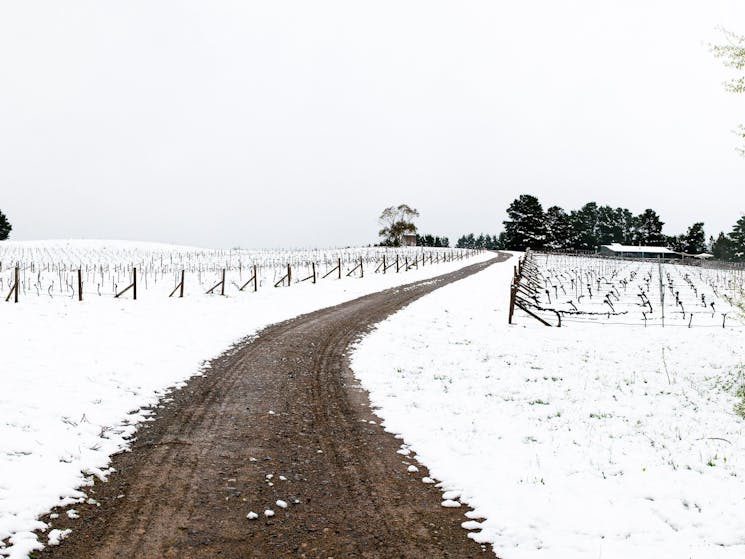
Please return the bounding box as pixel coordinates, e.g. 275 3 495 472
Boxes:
712 29 745 154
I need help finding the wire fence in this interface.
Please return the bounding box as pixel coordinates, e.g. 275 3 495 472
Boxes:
508 250 745 329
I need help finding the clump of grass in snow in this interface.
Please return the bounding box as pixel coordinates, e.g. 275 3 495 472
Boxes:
734 383 745 419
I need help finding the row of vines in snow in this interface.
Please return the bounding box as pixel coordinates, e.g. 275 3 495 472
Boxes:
0 241 478 302
510 251 745 328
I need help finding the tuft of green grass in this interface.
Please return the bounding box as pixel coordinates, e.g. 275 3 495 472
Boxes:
735 384 745 419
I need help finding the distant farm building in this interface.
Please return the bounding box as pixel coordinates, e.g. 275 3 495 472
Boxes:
599 243 681 259
401 234 417 247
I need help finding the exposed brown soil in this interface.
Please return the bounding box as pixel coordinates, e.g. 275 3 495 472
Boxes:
35 254 508 558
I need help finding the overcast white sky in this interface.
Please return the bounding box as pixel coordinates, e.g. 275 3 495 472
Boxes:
1 1 743 248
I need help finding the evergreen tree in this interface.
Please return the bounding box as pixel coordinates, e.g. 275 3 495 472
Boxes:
730 215 745 260
667 234 685 252
615 207 636 244
634 209 665 245
502 195 546 251
679 222 707 254
544 206 572 249
570 202 600 250
0 209 11 240
416 233 449 248
712 232 737 260
596 205 625 245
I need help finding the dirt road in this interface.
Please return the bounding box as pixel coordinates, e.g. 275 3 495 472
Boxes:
37 254 508 558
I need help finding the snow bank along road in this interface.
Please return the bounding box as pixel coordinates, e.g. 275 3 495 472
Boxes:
33 255 508 558
352 254 745 559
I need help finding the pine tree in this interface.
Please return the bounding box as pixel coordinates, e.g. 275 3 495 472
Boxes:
712 232 737 260
680 222 706 254
596 205 625 245
730 215 745 260
615 208 636 244
634 209 665 245
570 202 600 250
0 209 11 241
502 195 546 251
544 206 572 249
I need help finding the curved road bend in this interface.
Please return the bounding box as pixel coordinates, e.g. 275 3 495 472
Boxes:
37 253 510 559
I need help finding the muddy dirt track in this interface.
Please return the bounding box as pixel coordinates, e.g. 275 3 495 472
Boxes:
37 254 509 559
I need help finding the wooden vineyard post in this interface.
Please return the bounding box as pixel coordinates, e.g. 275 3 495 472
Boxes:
273 264 292 288
239 265 258 292
115 267 137 300
78 269 83 302
508 266 517 324
301 263 318 284
169 270 185 298
345 257 364 278
396 255 400 273
5 265 19 303
206 269 226 295
322 259 341 280
383 255 386 274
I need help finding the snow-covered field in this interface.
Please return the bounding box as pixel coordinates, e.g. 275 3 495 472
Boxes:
0 240 465 301
0 240 487 559
351 253 745 559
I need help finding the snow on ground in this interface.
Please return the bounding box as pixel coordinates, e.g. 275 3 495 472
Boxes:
0 240 490 559
351 254 745 559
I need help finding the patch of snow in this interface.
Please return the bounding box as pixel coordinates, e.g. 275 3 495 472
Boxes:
351 254 745 558
46 529 71 546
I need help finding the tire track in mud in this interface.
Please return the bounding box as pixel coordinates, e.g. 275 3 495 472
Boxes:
36 254 509 558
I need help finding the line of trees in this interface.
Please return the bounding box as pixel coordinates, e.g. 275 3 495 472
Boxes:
416 233 450 248
496 194 745 261
502 195 672 252
455 233 502 250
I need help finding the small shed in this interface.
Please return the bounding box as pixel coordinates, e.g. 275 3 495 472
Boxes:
401 234 417 247
599 243 681 259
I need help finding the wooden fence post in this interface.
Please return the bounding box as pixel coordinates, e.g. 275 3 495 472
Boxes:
5 265 19 303
169 270 185 298
78 269 83 302
115 267 137 300
273 264 292 288
206 269 226 295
